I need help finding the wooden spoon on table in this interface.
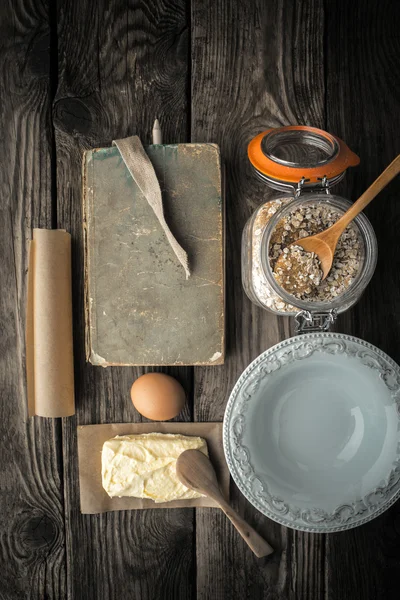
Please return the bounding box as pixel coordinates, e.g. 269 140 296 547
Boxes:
286 155 400 280
176 449 273 558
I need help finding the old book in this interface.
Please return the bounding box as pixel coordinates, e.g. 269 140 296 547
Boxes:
83 143 224 366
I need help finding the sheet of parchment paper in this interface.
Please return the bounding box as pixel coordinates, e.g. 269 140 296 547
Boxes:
26 229 75 417
77 422 229 513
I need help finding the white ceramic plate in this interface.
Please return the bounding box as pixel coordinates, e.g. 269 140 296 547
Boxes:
223 333 400 532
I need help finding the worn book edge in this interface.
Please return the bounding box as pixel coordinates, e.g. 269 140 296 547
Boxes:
82 150 92 365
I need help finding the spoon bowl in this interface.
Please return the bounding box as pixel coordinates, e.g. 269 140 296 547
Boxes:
176 449 273 558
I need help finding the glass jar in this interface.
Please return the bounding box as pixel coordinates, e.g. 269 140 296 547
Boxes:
242 126 378 331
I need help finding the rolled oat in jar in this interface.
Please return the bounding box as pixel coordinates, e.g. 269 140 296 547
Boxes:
242 126 377 320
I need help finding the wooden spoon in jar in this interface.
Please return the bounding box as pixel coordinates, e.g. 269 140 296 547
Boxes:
284 155 400 280
176 449 273 558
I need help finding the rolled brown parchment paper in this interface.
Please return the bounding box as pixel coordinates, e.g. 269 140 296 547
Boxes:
77 422 229 513
26 229 75 417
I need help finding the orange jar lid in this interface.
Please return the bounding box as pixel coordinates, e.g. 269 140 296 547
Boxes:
248 126 359 187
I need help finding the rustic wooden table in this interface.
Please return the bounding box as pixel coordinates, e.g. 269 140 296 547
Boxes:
1 0 400 598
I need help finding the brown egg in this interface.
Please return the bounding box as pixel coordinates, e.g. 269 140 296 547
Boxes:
130 373 186 421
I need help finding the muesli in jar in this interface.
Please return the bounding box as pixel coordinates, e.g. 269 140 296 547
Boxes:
248 200 362 313
269 203 361 301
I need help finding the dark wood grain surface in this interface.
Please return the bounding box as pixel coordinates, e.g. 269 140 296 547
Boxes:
0 1 67 598
0 0 399 598
54 1 194 598
192 2 327 598
324 3 400 600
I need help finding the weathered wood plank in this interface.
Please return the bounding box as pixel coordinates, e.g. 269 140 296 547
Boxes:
53 0 193 598
191 1 327 598
0 1 66 598
325 2 400 599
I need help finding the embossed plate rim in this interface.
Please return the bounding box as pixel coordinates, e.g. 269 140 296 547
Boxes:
223 332 400 533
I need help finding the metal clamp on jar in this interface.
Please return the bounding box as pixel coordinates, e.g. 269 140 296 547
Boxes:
242 125 378 332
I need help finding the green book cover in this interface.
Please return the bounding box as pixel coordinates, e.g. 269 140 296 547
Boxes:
83 143 224 366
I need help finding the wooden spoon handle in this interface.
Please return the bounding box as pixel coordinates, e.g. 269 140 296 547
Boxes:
330 154 400 236
217 497 273 558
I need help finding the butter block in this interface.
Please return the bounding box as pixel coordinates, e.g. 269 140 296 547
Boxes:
101 433 208 503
